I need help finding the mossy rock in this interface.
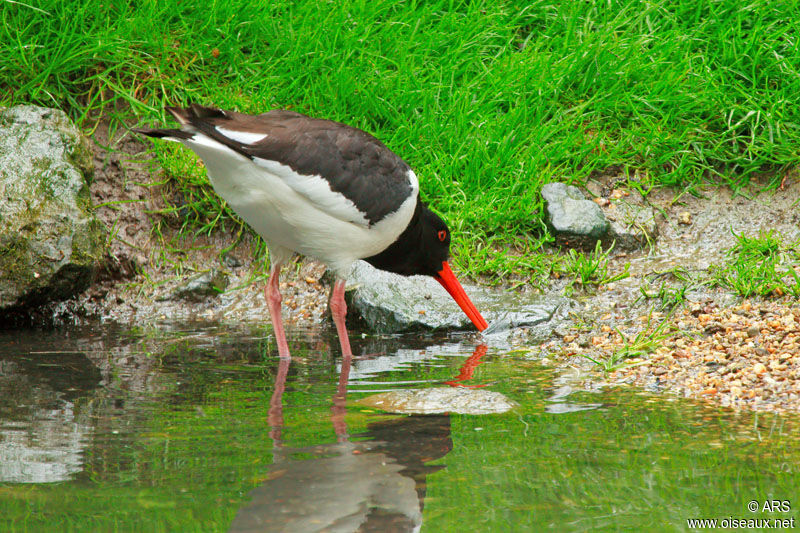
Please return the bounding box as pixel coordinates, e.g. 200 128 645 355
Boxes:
0 106 106 310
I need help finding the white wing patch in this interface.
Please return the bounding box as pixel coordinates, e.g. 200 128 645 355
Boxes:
253 157 370 227
215 126 269 145
406 169 419 194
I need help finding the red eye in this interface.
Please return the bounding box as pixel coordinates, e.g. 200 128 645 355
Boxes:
437 230 447 242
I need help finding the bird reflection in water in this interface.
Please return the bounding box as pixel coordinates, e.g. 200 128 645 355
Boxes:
229 344 488 533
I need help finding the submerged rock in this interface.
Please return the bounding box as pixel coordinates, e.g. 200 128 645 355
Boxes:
166 269 229 302
541 182 608 249
0 106 105 311
358 387 516 415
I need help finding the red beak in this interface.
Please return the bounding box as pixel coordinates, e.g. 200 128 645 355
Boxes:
434 261 489 331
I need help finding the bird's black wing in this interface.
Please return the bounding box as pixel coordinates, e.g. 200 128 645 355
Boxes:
165 105 418 227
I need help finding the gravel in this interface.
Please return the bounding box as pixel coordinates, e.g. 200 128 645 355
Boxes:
573 300 800 413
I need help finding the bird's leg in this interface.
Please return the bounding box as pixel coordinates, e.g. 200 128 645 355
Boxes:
329 278 352 441
264 262 291 358
329 279 353 357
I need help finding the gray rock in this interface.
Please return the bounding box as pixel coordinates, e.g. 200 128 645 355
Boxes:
0 106 105 310
541 182 608 248
342 261 469 332
358 387 516 414
340 261 569 334
167 269 229 302
603 195 659 250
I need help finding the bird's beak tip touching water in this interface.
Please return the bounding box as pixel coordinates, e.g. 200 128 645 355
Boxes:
434 261 489 332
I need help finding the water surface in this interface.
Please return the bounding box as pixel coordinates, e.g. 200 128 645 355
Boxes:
0 323 798 532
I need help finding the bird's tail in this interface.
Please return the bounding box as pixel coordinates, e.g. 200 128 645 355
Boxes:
166 103 226 125
133 103 228 140
131 126 192 140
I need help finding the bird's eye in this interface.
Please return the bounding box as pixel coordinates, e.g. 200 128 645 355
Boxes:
437 230 447 242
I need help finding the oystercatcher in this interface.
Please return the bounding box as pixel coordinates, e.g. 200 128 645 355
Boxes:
135 104 488 357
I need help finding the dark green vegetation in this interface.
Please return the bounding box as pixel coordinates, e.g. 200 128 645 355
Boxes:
1 325 798 531
3 0 800 282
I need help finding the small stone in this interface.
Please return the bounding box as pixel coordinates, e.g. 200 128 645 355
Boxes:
167 269 229 302
222 254 242 268
697 314 713 324
541 182 609 249
608 189 622 199
677 211 692 225
753 363 767 375
747 326 760 338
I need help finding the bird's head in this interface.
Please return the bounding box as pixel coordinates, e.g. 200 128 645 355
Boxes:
364 202 489 331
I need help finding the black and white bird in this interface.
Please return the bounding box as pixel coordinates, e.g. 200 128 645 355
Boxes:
135 104 488 357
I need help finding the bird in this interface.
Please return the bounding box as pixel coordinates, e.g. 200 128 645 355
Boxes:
134 104 488 358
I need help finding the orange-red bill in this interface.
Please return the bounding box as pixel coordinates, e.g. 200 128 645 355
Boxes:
434 261 489 331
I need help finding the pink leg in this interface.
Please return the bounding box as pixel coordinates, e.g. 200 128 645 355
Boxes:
329 279 353 357
329 279 353 441
264 263 291 358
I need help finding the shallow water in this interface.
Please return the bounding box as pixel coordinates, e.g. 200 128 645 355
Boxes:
0 323 798 532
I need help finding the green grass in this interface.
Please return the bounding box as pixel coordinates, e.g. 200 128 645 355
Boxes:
711 230 800 297
579 311 676 372
557 240 631 288
638 281 690 310
4 0 800 281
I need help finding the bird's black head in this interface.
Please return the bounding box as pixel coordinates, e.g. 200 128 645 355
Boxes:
363 200 451 277
364 199 488 331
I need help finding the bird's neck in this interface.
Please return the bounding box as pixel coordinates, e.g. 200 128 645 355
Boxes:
363 200 426 276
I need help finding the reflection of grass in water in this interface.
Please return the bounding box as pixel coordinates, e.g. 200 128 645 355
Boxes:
425 358 800 531
0 328 461 531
